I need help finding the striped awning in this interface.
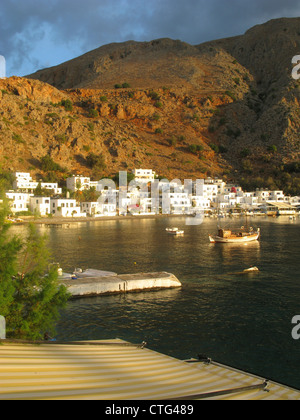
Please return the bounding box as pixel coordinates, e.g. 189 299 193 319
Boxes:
0 339 299 400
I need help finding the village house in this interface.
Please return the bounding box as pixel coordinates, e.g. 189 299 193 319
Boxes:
80 201 117 217
50 198 86 218
132 169 156 184
5 191 33 213
66 175 91 192
29 196 51 216
13 172 62 194
4 169 299 217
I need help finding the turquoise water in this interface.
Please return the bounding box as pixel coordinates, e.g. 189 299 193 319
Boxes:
14 216 300 389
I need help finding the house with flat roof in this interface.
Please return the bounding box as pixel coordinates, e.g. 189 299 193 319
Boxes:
50 198 86 218
13 172 62 194
29 197 51 216
66 175 91 192
5 191 33 213
132 169 156 184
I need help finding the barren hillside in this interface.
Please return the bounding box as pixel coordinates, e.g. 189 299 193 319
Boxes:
0 18 299 193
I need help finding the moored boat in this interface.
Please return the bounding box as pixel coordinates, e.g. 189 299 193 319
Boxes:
166 227 184 235
209 227 260 243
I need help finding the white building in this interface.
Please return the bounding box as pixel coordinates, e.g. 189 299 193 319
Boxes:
132 169 156 184
268 190 285 202
5 191 33 213
80 202 100 216
66 176 91 192
13 172 62 194
101 203 118 216
80 201 117 217
223 184 243 195
204 178 226 194
50 198 86 218
254 189 272 203
166 192 192 214
252 189 287 204
196 181 218 203
239 192 259 209
29 197 51 216
191 195 211 211
290 196 300 206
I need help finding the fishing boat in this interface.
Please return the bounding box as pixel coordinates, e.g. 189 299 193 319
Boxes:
209 226 260 243
166 227 184 236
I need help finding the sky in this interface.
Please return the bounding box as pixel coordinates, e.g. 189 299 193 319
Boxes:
0 0 299 77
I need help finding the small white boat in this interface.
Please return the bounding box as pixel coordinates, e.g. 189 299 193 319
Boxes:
209 227 260 243
73 268 118 278
243 266 259 272
166 227 184 235
231 266 260 275
56 266 117 279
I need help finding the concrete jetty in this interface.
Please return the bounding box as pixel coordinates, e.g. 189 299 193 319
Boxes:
59 272 182 298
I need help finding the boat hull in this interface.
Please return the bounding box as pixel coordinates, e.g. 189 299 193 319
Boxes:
209 231 260 243
166 228 184 235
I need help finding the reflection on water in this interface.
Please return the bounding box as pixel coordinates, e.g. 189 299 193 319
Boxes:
10 216 300 389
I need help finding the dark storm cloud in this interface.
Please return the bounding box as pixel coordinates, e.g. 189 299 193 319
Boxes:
0 0 299 76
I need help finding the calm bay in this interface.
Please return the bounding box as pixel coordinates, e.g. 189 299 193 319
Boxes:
12 216 300 389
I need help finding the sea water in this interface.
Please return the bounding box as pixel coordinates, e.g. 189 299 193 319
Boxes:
11 216 300 389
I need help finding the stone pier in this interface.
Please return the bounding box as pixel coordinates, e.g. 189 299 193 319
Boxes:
59 272 182 298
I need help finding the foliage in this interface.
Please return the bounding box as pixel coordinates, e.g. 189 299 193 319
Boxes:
40 155 64 173
34 182 53 197
154 101 163 109
189 144 204 154
88 109 99 118
240 148 251 158
155 128 163 134
148 91 160 101
0 170 15 191
0 196 22 318
209 143 228 154
60 99 73 111
86 153 106 170
284 161 300 173
0 197 70 340
12 133 24 144
225 90 237 101
114 83 131 89
112 171 135 186
167 136 177 147
55 134 68 144
75 187 100 203
267 144 278 153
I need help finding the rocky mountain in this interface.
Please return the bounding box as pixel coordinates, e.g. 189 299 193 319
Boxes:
0 17 299 194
